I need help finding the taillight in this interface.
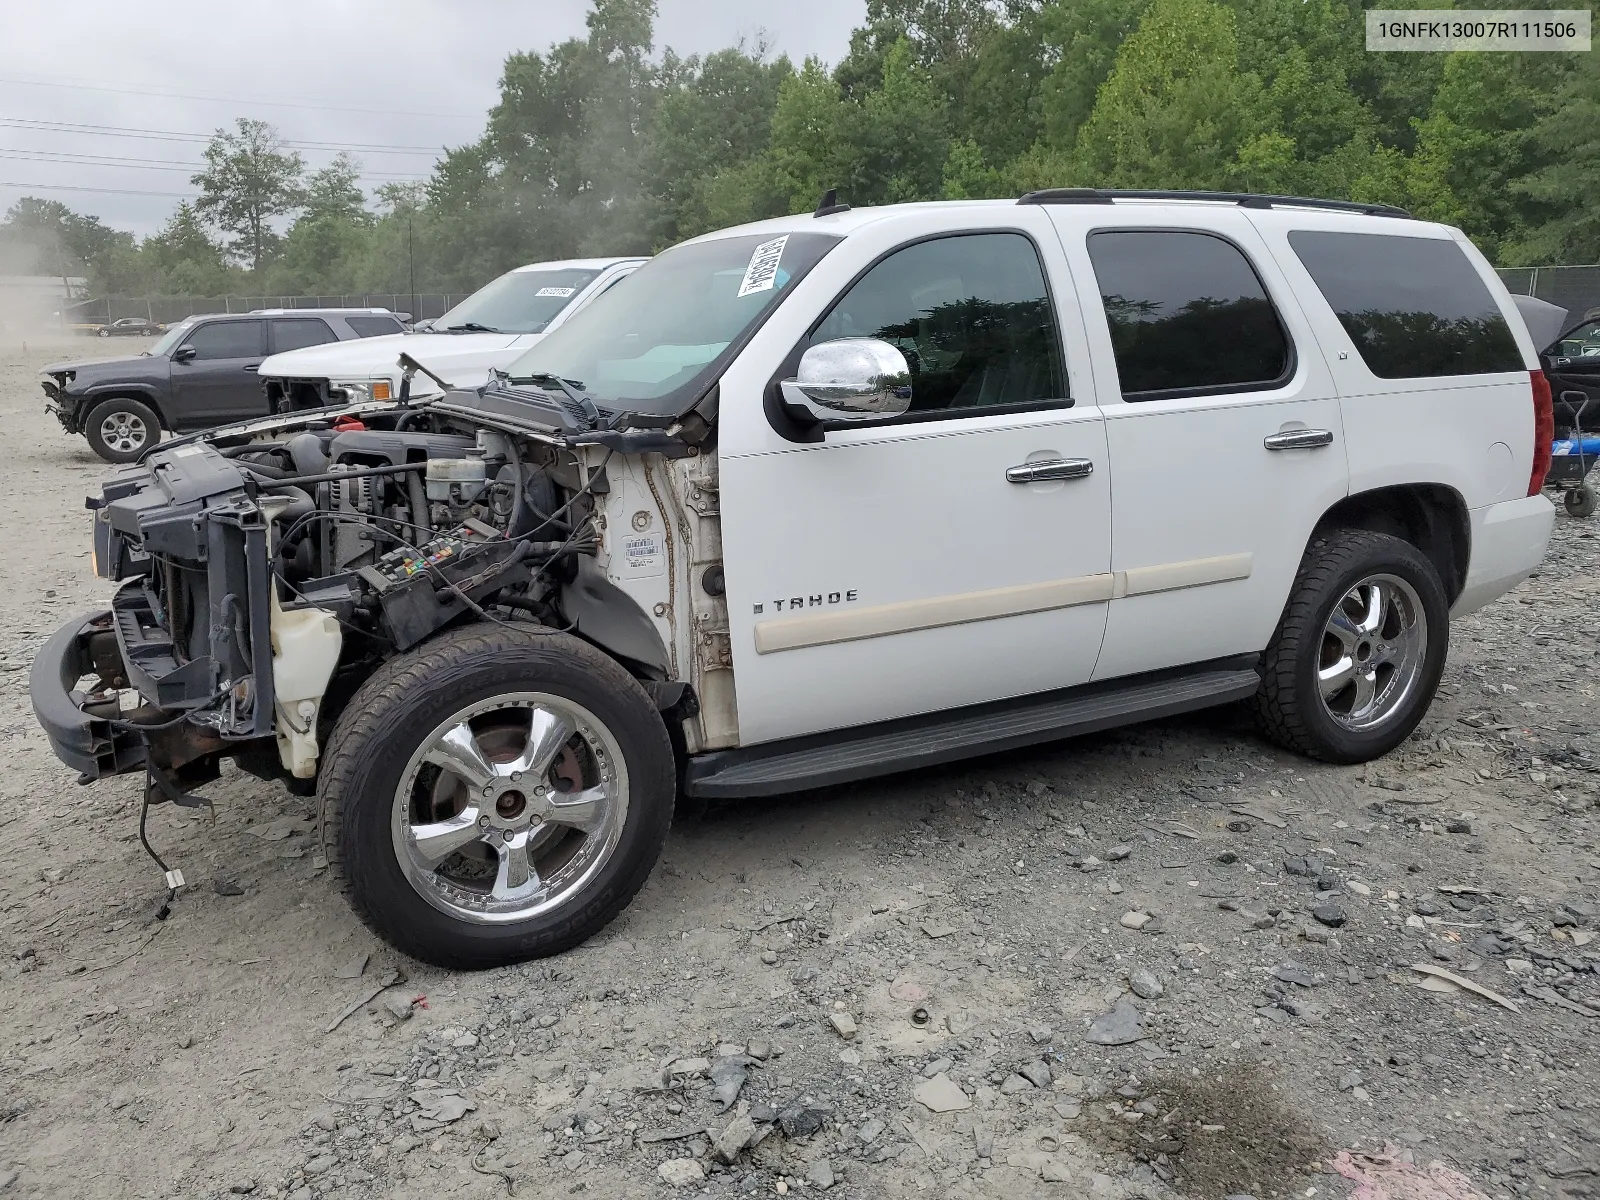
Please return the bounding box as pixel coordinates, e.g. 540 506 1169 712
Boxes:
1529 370 1553 496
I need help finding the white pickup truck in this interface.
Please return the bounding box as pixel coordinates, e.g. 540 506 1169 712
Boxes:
258 257 645 411
34 190 1555 968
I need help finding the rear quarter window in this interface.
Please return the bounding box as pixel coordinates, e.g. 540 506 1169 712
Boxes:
347 316 404 338
1287 231 1523 378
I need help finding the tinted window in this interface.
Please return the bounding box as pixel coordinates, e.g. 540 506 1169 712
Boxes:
1547 319 1600 362
810 233 1066 414
182 320 263 360
1088 231 1290 399
437 268 602 334
269 319 338 353
1289 231 1522 378
346 316 404 338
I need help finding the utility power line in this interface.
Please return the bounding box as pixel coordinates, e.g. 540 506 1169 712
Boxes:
0 117 448 156
0 180 199 198
0 147 430 181
0 73 481 121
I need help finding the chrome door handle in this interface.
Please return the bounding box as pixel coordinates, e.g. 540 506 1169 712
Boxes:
1263 428 1334 451
1006 458 1094 483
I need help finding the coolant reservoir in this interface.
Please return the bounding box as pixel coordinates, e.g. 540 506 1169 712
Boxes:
271 593 342 778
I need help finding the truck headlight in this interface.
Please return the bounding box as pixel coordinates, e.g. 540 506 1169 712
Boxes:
329 379 394 403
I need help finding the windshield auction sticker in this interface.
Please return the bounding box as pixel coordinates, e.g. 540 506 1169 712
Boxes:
536 287 577 297
1366 9 1589 49
738 235 789 298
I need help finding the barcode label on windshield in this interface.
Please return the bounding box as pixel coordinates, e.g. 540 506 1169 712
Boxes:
536 287 576 298
738 235 789 298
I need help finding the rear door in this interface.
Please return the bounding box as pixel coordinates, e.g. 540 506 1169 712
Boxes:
170 319 267 427
1047 206 1350 681
269 317 339 355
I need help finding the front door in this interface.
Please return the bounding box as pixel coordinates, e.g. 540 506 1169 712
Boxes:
170 318 267 427
1543 318 1600 433
1047 210 1350 682
720 218 1112 745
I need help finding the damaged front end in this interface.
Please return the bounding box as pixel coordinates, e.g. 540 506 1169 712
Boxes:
30 399 615 803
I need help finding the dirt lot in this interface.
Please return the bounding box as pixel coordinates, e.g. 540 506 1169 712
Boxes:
0 332 1596 1200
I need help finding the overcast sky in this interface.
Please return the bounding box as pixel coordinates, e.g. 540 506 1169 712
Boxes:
0 0 866 237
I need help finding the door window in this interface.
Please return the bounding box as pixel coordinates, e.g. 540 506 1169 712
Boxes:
808 233 1067 415
269 319 339 353
1087 230 1291 400
182 320 264 360
1548 320 1600 363
1288 231 1522 378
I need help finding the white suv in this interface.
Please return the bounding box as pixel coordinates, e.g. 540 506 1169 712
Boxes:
36 190 1556 968
257 256 645 411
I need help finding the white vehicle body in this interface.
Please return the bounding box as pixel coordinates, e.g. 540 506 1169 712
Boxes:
574 197 1555 750
257 257 645 408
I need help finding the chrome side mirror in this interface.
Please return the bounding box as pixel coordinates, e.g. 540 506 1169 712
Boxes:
780 338 912 422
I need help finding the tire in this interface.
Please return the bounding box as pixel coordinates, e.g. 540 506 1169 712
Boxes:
319 623 675 969
1565 485 1598 518
84 397 161 463
98 328 109 337
1254 529 1450 764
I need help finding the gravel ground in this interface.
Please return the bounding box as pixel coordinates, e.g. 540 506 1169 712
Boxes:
0 332 1596 1200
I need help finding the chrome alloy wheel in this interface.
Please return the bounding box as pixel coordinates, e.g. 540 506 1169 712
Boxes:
99 410 149 455
1317 573 1427 733
391 692 629 924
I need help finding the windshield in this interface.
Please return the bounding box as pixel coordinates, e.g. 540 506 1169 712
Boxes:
434 267 603 335
504 231 840 416
149 320 196 357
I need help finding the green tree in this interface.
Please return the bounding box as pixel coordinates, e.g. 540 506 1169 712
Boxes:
141 202 232 294
1073 0 1269 189
193 117 305 273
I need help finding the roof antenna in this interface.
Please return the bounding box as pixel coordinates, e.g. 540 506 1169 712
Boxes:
813 188 851 218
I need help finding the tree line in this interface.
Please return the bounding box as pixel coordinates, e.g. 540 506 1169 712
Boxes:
3 0 1596 300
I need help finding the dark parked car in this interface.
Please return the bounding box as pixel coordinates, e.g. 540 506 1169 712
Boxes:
95 316 167 337
41 309 406 462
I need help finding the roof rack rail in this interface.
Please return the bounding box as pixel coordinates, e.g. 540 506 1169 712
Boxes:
1016 188 1411 219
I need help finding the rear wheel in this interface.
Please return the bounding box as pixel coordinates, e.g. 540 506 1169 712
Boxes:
1255 529 1449 763
319 624 675 969
84 397 160 463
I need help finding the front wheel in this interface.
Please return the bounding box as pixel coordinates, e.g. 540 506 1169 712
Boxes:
319 624 675 969
1255 529 1450 764
84 397 161 463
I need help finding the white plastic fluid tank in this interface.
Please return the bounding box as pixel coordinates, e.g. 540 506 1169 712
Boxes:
271 596 342 778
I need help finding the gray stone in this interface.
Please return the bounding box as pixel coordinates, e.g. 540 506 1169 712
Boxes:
922 1057 953 1078
1338 1070 1363 1092
1019 1060 1052 1088
1041 1160 1073 1182
974 1123 994 1158
999 1073 1033 1095
913 1072 971 1113
1119 911 1151 930
1273 961 1317 987
1105 845 1133 861
858 1116 885 1144
711 1112 757 1163
778 1093 831 1137
1445 819 1473 834
806 1159 836 1190
746 1039 771 1061
1085 998 1148 1046
383 994 414 1021
657 1159 705 1187
1311 904 1347 928
828 1012 858 1040
1129 968 1163 999
791 965 819 985
1029 1025 1053 1044
304 1155 337 1176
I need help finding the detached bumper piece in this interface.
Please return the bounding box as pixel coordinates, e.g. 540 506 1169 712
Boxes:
30 610 147 780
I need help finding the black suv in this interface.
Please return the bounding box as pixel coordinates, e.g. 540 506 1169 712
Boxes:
42 309 405 462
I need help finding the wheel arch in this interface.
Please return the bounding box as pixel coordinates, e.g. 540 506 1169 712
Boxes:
85 387 171 430
1312 483 1470 604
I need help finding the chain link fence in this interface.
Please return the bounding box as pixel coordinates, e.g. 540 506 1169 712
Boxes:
1495 265 1600 323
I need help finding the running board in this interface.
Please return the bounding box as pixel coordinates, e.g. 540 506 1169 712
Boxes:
683 658 1261 799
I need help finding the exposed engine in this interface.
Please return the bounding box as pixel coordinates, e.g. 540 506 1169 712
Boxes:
87 405 605 788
